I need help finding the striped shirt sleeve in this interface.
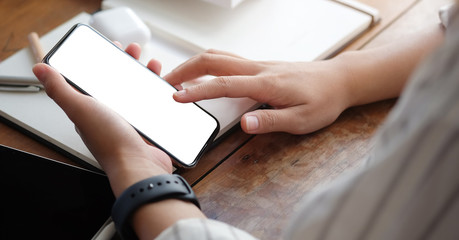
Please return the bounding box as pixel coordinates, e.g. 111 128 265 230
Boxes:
440 3 457 28
156 218 258 240
285 6 459 240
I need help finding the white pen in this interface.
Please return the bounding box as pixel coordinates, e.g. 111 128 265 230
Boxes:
0 32 45 92
0 75 43 92
0 75 42 86
0 84 41 92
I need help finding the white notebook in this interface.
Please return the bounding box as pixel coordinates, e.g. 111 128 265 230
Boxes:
0 0 378 170
102 0 378 61
200 0 247 8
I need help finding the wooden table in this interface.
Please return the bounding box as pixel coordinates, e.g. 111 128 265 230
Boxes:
0 0 450 238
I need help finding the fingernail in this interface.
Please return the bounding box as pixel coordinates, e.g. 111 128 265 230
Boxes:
245 115 259 132
74 125 81 136
174 84 183 91
173 89 187 98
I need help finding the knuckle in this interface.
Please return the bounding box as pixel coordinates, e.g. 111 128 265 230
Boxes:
214 76 233 91
255 76 279 99
195 53 216 75
288 110 312 134
205 48 219 54
260 112 278 131
189 82 213 100
197 52 214 64
191 84 207 95
260 76 277 89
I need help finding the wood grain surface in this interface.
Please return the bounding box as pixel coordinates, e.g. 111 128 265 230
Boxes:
192 0 450 239
0 0 102 167
0 0 450 238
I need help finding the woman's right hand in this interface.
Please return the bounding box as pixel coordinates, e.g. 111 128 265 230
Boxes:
165 23 445 135
164 49 352 135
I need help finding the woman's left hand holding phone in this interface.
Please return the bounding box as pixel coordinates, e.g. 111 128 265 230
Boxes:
33 43 206 239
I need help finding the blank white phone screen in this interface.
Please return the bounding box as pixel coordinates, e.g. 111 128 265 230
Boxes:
46 24 219 167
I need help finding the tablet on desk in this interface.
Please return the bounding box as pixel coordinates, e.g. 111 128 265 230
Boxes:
0 145 115 240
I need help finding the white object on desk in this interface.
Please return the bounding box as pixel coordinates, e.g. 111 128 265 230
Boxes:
200 0 247 8
102 0 378 61
89 7 151 47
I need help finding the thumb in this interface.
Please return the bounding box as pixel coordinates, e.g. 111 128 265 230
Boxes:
33 63 90 118
241 109 294 134
33 63 76 101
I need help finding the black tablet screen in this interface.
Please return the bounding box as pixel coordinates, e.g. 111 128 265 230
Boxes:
0 145 115 239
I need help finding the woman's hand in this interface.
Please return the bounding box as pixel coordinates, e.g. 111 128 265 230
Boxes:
165 24 445 136
33 43 172 196
34 43 207 239
165 49 352 135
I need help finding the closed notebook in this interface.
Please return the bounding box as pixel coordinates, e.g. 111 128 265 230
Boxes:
0 0 378 170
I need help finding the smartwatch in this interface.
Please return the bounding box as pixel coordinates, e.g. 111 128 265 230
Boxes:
111 174 200 239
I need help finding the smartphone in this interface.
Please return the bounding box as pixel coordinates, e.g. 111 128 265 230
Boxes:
0 144 115 240
43 24 219 168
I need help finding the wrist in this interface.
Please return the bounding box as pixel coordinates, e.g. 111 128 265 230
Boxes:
108 165 169 197
327 53 357 109
102 148 173 197
332 51 384 108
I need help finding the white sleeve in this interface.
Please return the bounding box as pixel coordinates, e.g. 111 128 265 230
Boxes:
439 3 457 28
284 11 459 240
156 218 258 240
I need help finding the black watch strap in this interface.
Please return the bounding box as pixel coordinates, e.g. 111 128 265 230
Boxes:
111 174 200 240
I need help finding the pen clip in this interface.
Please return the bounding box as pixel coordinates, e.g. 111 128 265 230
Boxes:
0 32 45 93
0 75 44 92
0 84 42 92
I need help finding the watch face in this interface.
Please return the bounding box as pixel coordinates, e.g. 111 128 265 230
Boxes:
0 145 115 240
